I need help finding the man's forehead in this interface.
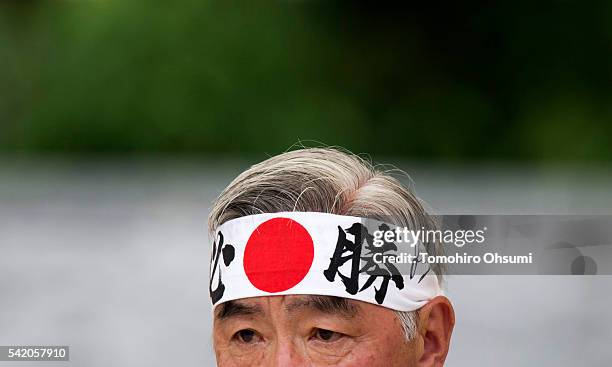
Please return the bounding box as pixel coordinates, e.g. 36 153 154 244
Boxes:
215 295 360 320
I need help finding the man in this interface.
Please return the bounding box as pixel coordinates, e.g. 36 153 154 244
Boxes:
208 148 454 366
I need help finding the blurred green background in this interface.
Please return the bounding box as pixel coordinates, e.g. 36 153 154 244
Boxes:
1 1 611 162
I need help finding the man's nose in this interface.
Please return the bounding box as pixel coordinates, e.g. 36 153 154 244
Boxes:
270 340 308 367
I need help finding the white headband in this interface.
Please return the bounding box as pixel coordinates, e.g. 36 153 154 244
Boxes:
209 212 441 312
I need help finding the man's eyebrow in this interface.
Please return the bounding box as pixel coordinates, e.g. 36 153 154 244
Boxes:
285 296 359 318
215 301 264 321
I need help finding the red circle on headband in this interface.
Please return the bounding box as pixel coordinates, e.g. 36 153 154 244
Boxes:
243 217 314 293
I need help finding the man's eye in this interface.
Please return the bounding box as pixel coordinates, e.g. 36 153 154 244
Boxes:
312 328 344 342
233 329 259 343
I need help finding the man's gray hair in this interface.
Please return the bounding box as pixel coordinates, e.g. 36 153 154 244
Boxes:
208 147 444 340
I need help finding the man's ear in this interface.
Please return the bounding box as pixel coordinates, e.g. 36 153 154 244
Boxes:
416 296 455 367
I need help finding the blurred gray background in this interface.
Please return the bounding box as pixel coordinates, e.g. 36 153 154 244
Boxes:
0 157 610 366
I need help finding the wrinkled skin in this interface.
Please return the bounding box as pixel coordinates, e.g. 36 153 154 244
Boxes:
213 295 454 367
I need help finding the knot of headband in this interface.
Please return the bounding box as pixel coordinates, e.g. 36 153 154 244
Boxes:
209 212 441 312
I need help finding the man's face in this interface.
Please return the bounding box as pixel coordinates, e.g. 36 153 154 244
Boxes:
213 295 419 367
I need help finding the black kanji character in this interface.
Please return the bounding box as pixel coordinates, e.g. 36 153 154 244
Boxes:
209 231 235 305
324 222 413 305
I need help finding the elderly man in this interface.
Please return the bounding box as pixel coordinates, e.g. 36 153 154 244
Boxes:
208 148 454 366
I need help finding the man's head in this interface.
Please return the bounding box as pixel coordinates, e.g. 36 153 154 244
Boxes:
208 148 454 366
